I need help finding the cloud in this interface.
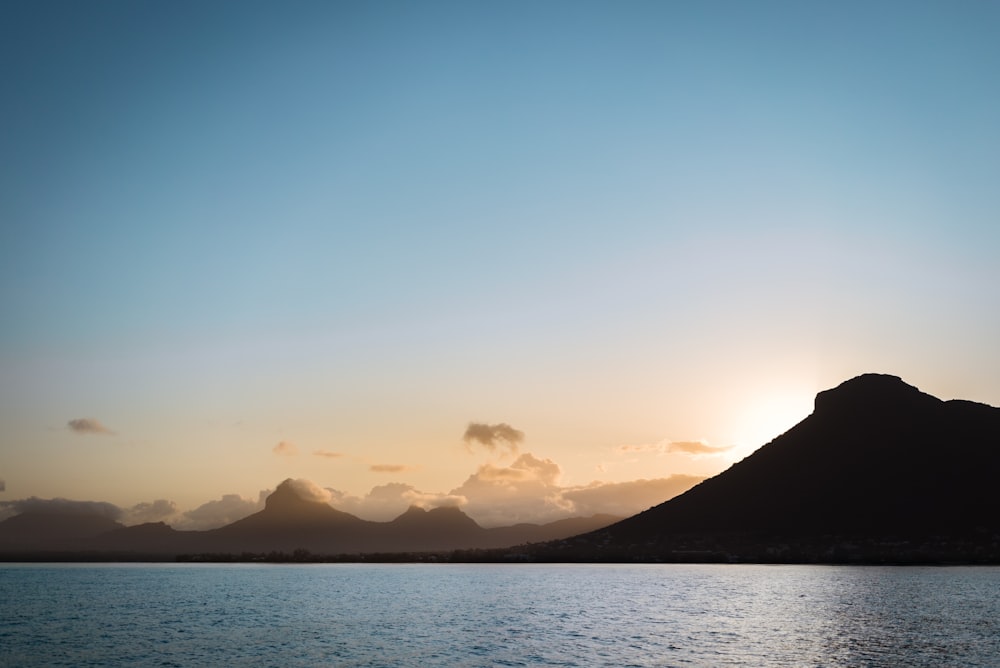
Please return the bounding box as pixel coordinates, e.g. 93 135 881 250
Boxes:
328 482 464 522
562 475 704 517
313 449 344 458
285 478 332 504
173 490 269 530
0 497 122 520
122 499 179 525
67 418 114 435
617 440 734 456
273 441 298 456
666 440 733 455
370 464 412 473
445 451 706 527
449 453 571 526
463 422 524 454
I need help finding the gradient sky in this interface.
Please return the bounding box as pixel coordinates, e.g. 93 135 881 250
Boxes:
2 1 999 527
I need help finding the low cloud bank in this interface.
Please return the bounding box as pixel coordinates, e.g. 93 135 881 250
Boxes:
322 452 703 527
446 453 703 526
562 476 704 517
0 458 703 530
328 483 464 522
122 499 178 525
173 490 269 530
0 497 122 521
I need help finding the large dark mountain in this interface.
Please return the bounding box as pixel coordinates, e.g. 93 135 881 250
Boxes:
531 374 1000 563
0 479 620 558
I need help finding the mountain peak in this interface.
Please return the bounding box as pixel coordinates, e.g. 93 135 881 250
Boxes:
263 478 334 513
264 479 307 510
547 373 1000 562
813 373 938 415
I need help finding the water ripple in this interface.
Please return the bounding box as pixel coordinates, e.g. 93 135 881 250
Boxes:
1 563 999 666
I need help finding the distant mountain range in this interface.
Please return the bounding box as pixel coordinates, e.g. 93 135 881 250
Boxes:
525 374 1000 563
5 374 999 563
0 480 620 558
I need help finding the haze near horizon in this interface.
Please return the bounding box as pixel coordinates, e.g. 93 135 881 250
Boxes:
2 2 999 527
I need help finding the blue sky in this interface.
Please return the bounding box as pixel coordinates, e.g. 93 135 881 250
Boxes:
2 1 999 524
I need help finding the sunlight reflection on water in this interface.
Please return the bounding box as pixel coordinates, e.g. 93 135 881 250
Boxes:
1 563 998 667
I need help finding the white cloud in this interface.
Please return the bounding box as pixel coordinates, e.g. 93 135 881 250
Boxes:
285 478 332 503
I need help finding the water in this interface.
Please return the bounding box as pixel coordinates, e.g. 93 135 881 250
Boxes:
1 563 998 667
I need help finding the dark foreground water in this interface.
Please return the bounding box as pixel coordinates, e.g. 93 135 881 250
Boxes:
1 563 998 667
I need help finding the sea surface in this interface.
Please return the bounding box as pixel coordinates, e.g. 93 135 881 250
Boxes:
1 563 998 667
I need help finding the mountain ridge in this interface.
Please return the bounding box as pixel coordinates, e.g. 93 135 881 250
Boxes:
524 373 1000 562
0 478 622 557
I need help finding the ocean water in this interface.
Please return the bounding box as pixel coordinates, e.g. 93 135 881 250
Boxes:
1 563 998 667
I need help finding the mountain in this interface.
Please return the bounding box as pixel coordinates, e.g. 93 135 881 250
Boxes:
202 480 370 553
194 482 620 554
0 509 123 551
0 479 621 558
529 374 1000 563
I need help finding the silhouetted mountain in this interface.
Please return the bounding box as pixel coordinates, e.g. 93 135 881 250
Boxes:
0 510 123 550
202 480 368 552
89 522 203 554
529 374 1000 563
384 505 486 552
194 481 620 554
0 478 621 558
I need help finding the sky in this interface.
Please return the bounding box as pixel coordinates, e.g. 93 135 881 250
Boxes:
2 1 999 528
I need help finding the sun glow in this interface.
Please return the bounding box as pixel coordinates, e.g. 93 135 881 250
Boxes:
725 389 815 462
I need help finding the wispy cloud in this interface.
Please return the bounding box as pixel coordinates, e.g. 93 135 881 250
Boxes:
272 441 298 456
667 440 733 455
67 418 114 435
370 464 412 473
617 440 733 456
463 422 524 455
313 449 344 459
